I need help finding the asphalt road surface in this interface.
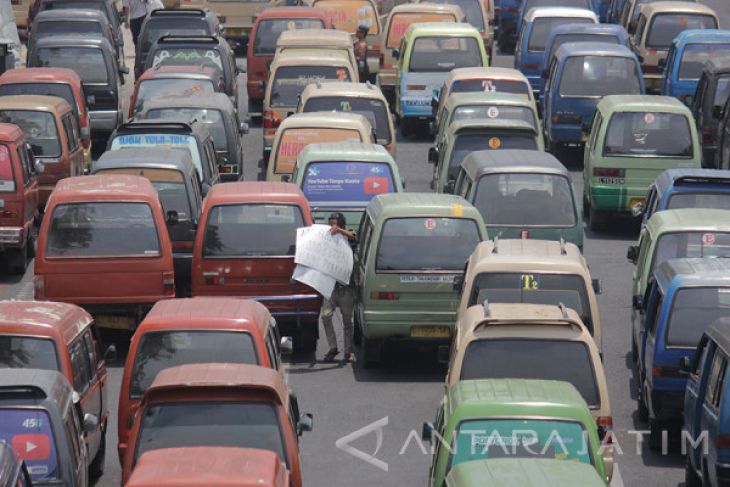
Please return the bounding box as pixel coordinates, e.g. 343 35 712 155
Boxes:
4 1 730 484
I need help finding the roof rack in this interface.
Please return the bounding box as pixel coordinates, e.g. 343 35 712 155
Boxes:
558 302 568 319
150 9 206 17
483 299 490 317
157 35 219 44
674 175 730 186
560 238 567 255
491 236 499 254
118 120 195 132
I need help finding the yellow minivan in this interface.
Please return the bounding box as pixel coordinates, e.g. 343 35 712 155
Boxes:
263 50 357 161
275 29 358 76
267 112 375 181
297 81 397 156
630 1 719 93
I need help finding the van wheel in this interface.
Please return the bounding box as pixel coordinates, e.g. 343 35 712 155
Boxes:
685 453 702 487
648 420 663 451
583 194 590 219
400 118 415 137
631 334 638 363
26 234 35 259
362 336 381 368
89 427 106 479
638 386 649 422
589 207 604 232
295 326 318 353
8 246 27 275
353 311 362 346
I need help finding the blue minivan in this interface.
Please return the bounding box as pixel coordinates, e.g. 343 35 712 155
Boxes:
514 7 597 95
661 30 730 105
543 42 644 152
641 168 730 228
684 317 730 487
637 258 730 451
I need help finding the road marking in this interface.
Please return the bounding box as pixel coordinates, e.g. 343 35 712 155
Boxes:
611 465 624 487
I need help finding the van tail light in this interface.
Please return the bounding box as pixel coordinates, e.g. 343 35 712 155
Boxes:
519 230 529 239
717 435 730 449
263 110 282 135
370 291 399 300
162 272 175 296
0 210 18 219
597 416 613 440
647 49 658 55
643 65 660 74
34 275 45 300
522 63 540 70
703 124 713 145
652 365 683 378
204 272 224 286
593 168 625 178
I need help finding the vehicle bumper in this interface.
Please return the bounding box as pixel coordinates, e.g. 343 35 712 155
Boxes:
650 389 685 421
362 310 454 341
367 56 380 76
590 184 646 213
89 110 120 132
643 73 662 93
0 226 25 247
250 294 321 324
81 303 158 330
549 123 586 144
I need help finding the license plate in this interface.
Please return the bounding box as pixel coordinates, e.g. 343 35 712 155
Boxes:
400 275 456 283
95 315 136 330
598 177 625 185
411 326 450 338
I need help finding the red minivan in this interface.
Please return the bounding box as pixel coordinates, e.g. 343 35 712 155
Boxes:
192 182 322 351
0 68 92 159
34 174 175 331
246 7 330 111
0 123 39 273
117 297 287 464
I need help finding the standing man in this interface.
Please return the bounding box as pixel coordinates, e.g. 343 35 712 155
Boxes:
353 25 369 82
322 213 358 364
123 0 149 47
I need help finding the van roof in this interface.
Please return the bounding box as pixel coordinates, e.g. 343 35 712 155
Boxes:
139 92 234 113
597 94 690 114
367 192 481 220
548 22 628 39
444 67 530 84
204 182 309 207
443 92 536 111
140 298 271 336
33 34 113 51
446 118 536 136
468 239 587 274
275 112 373 131
646 208 730 235
126 447 288 487
0 368 73 412
554 41 635 61
0 94 72 113
300 81 387 101
271 49 352 66
49 174 160 205
0 123 24 143
0 301 92 344
653 168 730 198
461 149 568 179
93 147 195 174
146 363 288 405
255 6 327 19
654 257 730 292
276 29 352 47
113 119 210 140
297 141 392 163
524 6 598 22
138 65 221 81
671 29 730 47
446 458 605 487
0 67 82 86
35 8 109 22
406 22 481 37
639 1 717 17
389 2 464 16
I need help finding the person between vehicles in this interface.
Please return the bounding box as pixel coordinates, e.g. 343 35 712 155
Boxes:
124 0 163 47
354 25 369 82
322 212 358 364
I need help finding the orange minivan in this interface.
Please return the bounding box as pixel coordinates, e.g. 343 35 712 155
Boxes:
0 300 113 479
117 297 287 465
0 95 85 209
34 175 176 331
192 182 322 352
121 363 312 487
125 447 290 487
0 123 39 274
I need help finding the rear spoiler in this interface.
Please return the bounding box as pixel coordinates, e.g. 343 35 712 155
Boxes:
157 35 219 45
117 121 196 133
674 175 730 186
151 8 207 17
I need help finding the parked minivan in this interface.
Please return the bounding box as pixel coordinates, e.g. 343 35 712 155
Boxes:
34 175 176 331
692 56 730 166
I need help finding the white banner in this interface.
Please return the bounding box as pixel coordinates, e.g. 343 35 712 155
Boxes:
294 224 354 285
292 264 337 300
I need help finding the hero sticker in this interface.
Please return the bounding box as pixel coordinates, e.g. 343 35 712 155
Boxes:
703 233 716 245
288 20 297 30
424 218 437 230
487 106 500 119
336 69 348 81
340 100 352 112
488 137 502 149
644 113 655 124
482 80 496 92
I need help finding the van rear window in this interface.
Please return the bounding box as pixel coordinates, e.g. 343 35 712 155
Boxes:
203 204 304 257
151 48 223 72
386 12 457 48
0 145 15 192
558 55 642 97
376 217 481 272
0 83 78 117
679 43 730 81
449 133 537 180
0 337 59 370
303 97 391 144
604 112 693 158
110 133 203 183
46 202 161 258
35 20 104 37
528 17 594 52
647 14 717 49
275 128 361 175
460 338 600 407
34 47 108 84
130 331 259 397
302 161 394 204
142 19 211 53
428 0 484 31
134 79 215 115
0 110 60 158
547 33 620 66
254 19 326 55
667 193 730 211
452 104 536 129
651 231 730 275
271 66 351 107
666 287 730 348
409 36 482 72
0 409 58 482
715 77 730 108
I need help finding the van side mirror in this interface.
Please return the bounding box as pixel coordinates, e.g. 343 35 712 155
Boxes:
166 210 179 226
400 176 406 189
102 344 117 363
627 245 639 264
592 278 602 294
422 421 434 443
428 147 438 164
80 126 90 139
280 336 293 355
714 106 724 120
453 274 464 293
631 201 645 217
33 159 44 174
679 356 692 374
392 49 399 60
429 121 437 135
297 413 313 435
82 413 99 433
239 122 249 134
86 95 96 105
632 294 643 311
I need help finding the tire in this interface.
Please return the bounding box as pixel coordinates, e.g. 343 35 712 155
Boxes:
685 452 702 487
26 234 35 259
400 117 415 137
638 386 649 422
8 245 27 275
89 427 106 479
295 325 318 353
648 420 663 451
362 336 381 368
589 207 604 232
631 333 638 363
353 309 362 346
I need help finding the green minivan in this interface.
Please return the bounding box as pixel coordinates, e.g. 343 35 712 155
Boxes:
627 208 730 360
430 118 544 194
424 379 612 487
354 193 487 366
455 150 583 250
445 458 607 487
583 95 701 230
292 142 404 230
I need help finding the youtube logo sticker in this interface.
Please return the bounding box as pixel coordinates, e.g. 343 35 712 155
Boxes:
12 434 51 461
364 177 389 194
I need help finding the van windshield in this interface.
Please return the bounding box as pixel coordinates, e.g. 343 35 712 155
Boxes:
0 83 78 117
274 128 361 175
134 79 216 115
451 78 531 97
548 33 620 65
679 43 730 80
0 409 59 482
0 336 59 370
271 66 351 107
666 287 730 348
460 339 600 407
468 272 592 330
254 19 325 55
46 202 161 258
376 217 481 272
142 19 211 53
651 231 730 274
667 193 730 211
303 97 391 144
451 419 591 469
452 105 536 129
558 55 641 97
528 17 594 52
35 47 108 84
0 110 60 158
135 402 286 465
150 48 223 72
0 145 15 192
387 13 457 49
714 77 730 108
474 173 576 226
429 0 484 31
449 133 537 181
647 14 717 49
203 204 304 257
302 161 395 204
314 0 379 34
604 112 693 157
409 36 482 72
35 20 104 38
145 108 227 153
130 331 259 397
110 133 204 182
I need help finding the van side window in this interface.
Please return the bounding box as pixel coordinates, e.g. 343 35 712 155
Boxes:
63 409 81 461
459 176 472 199
82 331 98 378
635 15 647 46
359 216 374 266
265 327 280 370
205 140 217 177
692 337 710 379
590 112 603 153
706 350 728 410
69 338 92 393
62 115 78 152
647 289 663 337
16 146 31 186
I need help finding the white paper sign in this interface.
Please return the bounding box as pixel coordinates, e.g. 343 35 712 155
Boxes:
292 264 337 300
294 224 354 285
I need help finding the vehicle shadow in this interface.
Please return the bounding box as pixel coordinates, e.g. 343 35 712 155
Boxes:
584 214 642 241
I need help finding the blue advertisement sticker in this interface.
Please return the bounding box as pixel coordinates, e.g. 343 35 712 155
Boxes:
302 162 394 203
0 409 58 481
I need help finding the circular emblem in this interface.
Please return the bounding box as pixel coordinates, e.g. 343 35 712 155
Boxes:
644 113 655 124
487 107 500 119
424 218 437 230
703 233 716 245
488 137 502 149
